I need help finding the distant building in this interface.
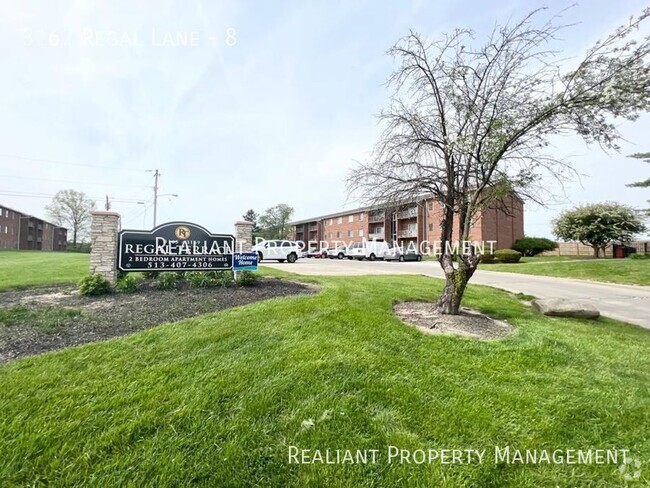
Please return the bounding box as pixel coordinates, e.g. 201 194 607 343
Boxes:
0 204 68 251
289 195 524 251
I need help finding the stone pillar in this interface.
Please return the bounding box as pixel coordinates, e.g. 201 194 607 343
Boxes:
234 221 254 252
90 211 121 284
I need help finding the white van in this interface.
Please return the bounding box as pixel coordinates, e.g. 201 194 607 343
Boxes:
252 240 301 263
347 240 389 261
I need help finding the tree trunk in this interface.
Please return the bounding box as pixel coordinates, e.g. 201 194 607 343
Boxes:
592 245 600 258
73 228 78 248
436 254 478 315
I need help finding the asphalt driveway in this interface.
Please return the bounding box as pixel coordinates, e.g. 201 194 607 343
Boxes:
262 258 650 329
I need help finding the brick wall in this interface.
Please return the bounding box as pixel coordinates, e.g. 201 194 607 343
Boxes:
0 205 20 250
321 211 368 245
478 195 524 250
291 194 525 251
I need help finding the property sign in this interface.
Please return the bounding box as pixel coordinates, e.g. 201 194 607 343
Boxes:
233 252 258 271
118 222 235 271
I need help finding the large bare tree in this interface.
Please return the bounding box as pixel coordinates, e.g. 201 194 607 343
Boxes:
348 8 650 314
46 189 96 247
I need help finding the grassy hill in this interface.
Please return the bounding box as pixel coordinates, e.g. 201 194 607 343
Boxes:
483 256 650 286
0 251 89 291
1 270 649 486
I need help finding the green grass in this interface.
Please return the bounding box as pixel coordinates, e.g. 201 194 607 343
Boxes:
0 305 81 332
0 251 89 290
1 271 649 486
483 257 650 286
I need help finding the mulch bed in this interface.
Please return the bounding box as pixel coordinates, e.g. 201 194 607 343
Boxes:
0 278 316 363
394 301 513 340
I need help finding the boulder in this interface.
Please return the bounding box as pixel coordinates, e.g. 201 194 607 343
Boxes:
532 298 600 320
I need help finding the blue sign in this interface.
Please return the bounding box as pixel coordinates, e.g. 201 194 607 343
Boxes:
234 252 258 271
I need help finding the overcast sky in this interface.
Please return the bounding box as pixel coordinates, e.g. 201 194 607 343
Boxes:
0 0 648 238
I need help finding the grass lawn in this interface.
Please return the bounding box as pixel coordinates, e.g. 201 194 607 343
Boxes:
483 257 650 286
1 269 649 486
0 251 89 291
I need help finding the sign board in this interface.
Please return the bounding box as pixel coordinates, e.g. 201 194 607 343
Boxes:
118 222 235 271
233 252 258 271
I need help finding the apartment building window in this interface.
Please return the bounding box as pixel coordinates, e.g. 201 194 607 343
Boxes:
348 230 353 237
359 213 364 221
358 229 363 237
429 224 433 231
336 231 342 238
3 226 7 234
348 215 353 223
4 210 8 217
428 202 433 211
329 219 333 225
337 217 342 224
329 232 333 239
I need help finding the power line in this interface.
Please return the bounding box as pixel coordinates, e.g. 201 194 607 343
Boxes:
0 174 149 189
0 190 145 203
0 153 146 172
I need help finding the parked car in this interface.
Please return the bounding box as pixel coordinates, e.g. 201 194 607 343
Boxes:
327 245 348 259
307 247 328 258
384 245 423 262
347 240 390 261
252 240 301 263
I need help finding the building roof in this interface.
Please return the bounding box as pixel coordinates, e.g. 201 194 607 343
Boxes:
0 203 68 230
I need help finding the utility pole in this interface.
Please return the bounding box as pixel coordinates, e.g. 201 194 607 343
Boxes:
105 195 111 211
152 169 159 228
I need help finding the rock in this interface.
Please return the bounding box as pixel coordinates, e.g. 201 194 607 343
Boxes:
532 298 600 320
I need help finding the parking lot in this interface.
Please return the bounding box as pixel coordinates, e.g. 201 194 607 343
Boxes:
262 257 650 328
262 256 442 276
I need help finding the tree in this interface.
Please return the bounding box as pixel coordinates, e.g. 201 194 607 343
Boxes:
242 209 261 237
627 152 650 188
46 189 96 247
627 152 650 212
347 8 650 314
552 202 646 257
258 204 294 239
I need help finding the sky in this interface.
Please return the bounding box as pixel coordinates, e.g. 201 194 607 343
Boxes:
0 0 648 238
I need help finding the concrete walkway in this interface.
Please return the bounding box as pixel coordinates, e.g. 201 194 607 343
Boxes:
262 259 650 329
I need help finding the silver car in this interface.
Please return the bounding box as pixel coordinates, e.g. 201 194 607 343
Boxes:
327 245 348 259
384 245 422 262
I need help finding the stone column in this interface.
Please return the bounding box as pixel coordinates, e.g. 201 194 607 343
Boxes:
234 221 254 252
90 211 121 285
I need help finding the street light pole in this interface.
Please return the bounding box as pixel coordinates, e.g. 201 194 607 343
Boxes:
152 169 159 227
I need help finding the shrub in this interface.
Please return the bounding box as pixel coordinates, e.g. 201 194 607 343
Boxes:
143 270 159 280
78 274 113 296
212 270 233 287
512 237 558 256
117 274 141 293
494 249 522 263
480 253 497 264
630 253 650 260
156 272 178 290
186 271 215 288
237 270 259 287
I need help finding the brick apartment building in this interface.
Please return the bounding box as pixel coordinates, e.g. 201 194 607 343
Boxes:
289 195 524 251
0 204 68 251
